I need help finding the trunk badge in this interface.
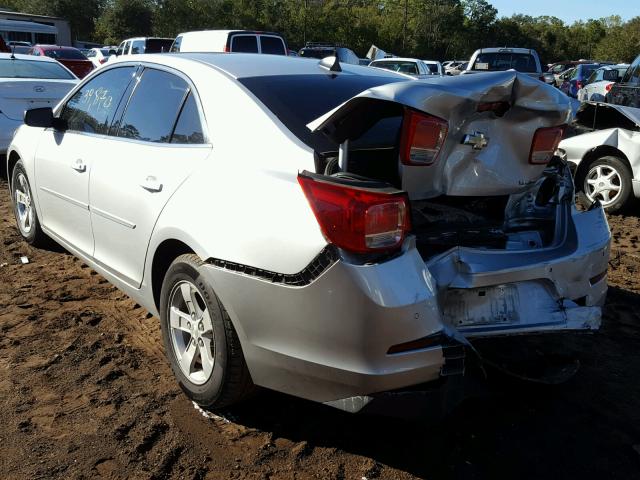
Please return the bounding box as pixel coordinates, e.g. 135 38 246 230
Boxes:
462 131 489 150
33 86 45 93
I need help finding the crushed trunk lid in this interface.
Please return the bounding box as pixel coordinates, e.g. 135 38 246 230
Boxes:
308 71 571 199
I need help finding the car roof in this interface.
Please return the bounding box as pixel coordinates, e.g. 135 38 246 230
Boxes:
0 52 60 62
422 60 440 64
35 45 78 50
111 52 405 80
474 47 538 56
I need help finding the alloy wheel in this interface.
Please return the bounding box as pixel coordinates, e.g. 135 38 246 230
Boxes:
14 173 34 235
584 164 622 207
168 280 215 385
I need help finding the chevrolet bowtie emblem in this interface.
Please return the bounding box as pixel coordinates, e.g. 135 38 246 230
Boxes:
462 131 489 150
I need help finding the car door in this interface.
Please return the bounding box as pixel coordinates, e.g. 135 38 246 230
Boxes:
34 66 137 256
89 66 212 287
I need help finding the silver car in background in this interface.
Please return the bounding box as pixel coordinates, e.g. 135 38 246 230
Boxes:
7 54 610 413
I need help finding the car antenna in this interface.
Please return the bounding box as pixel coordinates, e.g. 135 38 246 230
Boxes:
330 47 342 72
10 44 15 60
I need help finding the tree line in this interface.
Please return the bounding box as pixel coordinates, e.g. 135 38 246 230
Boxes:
2 0 639 64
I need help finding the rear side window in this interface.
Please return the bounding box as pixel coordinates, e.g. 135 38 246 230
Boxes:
231 35 258 53
260 36 286 55
473 52 537 73
171 93 205 144
61 66 135 134
145 39 173 53
117 68 189 143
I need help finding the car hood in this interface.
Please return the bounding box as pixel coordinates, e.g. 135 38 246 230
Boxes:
308 71 571 198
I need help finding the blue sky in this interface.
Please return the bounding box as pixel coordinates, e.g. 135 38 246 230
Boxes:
489 0 639 24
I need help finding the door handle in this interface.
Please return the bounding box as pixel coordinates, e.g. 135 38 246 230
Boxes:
71 158 86 172
140 176 163 193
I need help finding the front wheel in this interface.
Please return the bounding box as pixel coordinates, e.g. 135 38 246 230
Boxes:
576 155 633 213
159 254 254 409
10 160 49 246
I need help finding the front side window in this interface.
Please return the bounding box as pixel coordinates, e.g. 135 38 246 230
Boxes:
61 66 136 134
117 68 189 143
231 35 258 53
131 40 145 55
170 36 182 53
260 36 286 55
0 58 75 79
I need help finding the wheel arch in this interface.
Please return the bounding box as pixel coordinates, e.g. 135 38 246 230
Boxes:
150 238 196 313
576 145 633 184
6 150 22 189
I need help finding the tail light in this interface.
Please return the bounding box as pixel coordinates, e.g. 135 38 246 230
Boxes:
298 174 411 253
606 83 613 92
529 125 565 164
99 58 107 64
576 80 583 90
223 44 230 53
399 109 448 166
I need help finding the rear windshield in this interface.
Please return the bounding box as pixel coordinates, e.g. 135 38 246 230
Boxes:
145 39 173 53
579 64 599 78
0 58 75 79
239 73 405 152
44 49 87 60
371 61 418 75
299 48 334 60
472 52 537 73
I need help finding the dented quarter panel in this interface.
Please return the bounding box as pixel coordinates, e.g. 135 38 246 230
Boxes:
309 71 571 199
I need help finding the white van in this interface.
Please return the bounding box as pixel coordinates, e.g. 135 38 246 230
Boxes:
170 30 288 55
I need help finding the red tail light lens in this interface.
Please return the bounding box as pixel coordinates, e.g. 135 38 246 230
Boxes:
576 80 583 90
529 125 565 165
606 83 613 92
399 109 448 166
298 174 411 253
99 58 107 64
223 44 230 53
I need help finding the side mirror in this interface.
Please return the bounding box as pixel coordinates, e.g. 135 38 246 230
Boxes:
24 107 53 128
24 107 67 130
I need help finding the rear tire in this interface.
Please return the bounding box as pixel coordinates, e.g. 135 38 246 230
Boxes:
576 155 632 213
10 160 49 247
159 254 255 409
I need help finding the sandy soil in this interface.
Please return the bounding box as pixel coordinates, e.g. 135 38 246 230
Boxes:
1 176 640 479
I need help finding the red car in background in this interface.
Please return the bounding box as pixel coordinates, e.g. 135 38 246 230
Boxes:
28 45 93 78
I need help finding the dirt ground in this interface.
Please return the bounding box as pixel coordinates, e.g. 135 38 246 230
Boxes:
1 175 639 480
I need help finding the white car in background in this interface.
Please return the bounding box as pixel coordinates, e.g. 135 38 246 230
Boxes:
577 64 629 102
0 52 77 157
422 60 443 76
559 101 640 212
463 47 543 80
85 47 113 68
6 55 610 413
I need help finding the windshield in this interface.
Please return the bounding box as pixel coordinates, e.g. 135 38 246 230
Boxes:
371 61 418 75
239 73 405 152
0 58 75 79
44 49 87 60
472 52 537 73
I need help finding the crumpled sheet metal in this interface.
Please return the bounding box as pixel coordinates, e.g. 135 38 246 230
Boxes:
309 71 572 199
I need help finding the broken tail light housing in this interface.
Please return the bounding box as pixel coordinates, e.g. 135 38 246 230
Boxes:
298 174 411 253
399 109 448 166
529 125 566 165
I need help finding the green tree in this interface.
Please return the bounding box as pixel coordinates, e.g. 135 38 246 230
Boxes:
95 0 153 45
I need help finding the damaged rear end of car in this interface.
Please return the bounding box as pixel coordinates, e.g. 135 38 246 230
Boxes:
230 68 611 412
